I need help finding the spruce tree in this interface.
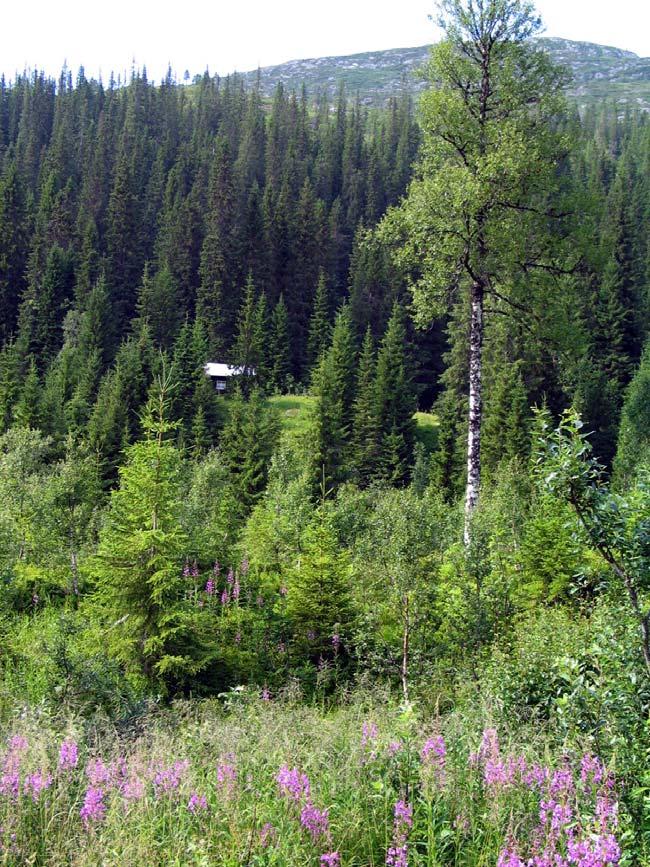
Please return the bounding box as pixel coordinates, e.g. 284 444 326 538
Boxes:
219 388 279 515
373 303 416 486
613 341 650 487
269 295 291 394
306 269 332 371
13 357 41 430
285 511 353 665
94 372 207 689
351 327 379 486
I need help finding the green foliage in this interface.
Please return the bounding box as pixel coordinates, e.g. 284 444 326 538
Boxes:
614 341 650 488
309 306 357 493
219 388 280 515
373 303 416 485
285 511 354 669
268 294 291 394
537 409 650 672
351 487 447 691
93 375 209 689
181 449 240 568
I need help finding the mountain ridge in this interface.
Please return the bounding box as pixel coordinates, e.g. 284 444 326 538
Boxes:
238 37 650 110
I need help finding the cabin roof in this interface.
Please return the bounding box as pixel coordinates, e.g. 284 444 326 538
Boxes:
204 362 248 378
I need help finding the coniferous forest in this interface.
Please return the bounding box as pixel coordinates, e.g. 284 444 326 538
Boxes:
0 2 649 864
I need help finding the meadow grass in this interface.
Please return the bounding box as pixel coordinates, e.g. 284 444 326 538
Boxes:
0 689 622 866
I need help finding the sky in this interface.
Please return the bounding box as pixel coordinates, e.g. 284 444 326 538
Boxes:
1 0 649 84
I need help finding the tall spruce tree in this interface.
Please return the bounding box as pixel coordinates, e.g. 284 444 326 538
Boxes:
94 371 207 689
307 269 332 372
373 303 416 485
269 294 291 394
351 327 379 486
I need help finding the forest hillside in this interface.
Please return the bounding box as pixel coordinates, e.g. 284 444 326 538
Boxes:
0 2 649 864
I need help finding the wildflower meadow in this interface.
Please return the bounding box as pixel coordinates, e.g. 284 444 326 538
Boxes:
0 692 626 866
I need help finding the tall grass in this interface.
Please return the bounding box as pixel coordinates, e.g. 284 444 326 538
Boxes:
0 690 623 866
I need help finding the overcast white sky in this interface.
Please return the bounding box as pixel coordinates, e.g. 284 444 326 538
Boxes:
1 0 649 83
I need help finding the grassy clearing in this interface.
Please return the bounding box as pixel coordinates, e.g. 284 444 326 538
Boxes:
413 411 439 453
267 395 440 453
268 394 316 439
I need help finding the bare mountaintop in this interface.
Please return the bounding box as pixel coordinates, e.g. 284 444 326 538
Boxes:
238 38 650 110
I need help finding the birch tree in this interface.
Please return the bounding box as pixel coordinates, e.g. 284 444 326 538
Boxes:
381 0 570 543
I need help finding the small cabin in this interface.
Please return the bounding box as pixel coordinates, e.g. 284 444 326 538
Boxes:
204 362 253 393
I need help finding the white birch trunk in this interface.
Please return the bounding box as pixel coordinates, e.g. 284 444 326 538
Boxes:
464 281 484 546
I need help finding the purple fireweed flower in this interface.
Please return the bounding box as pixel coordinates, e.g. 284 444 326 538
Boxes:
221 587 230 605
260 822 277 848
386 799 412 866
320 852 340 866
24 770 53 801
153 759 189 795
549 765 575 800
86 757 110 787
121 776 145 801
484 759 508 788
421 735 446 788
232 579 241 600
361 722 378 749
386 843 408 867
478 728 500 763
497 846 526 867
213 561 220 576
217 762 237 794
394 800 413 828
596 795 619 830
205 578 215 595
581 754 605 792
0 736 28 799
0 770 19 799
183 560 191 578
277 765 310 804
240 557 249 575
331 633 341 650
188 792 208 813
300 803 330 840
523 763 550 791
388 740 403 757
8 736 27 753
567 832 621 866
421 735 446 763
58 739 79 771
226 568 235 585
80 786 106 827
261 686 271 702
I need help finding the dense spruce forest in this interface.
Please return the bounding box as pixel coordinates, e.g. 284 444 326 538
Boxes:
0 1 649 863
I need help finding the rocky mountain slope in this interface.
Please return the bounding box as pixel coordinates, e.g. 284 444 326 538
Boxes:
239 38 650 110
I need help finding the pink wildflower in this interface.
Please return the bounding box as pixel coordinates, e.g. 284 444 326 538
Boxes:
23 770 52 801
80 786 106 827
188 792 208 813
300 803 330 840
58 739 79 771
260 822 278 847
277 765 310 803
